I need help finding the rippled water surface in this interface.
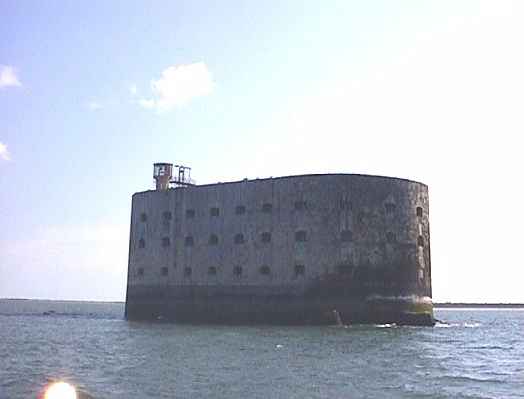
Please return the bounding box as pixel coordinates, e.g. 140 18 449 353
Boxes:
1 300 523 398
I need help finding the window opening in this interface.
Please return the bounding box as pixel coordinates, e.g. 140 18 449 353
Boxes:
209 234 219 245
294 264 305 276
295 230 307 242
261 232 271 243
262 203 273 213
234 233 245 244
235 205 246 215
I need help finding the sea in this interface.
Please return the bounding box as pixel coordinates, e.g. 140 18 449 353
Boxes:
1 300 523 399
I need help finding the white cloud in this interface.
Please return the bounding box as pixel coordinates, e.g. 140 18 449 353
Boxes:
129 84 138 95
0 142 10 161
0 65 21 88
140 62 214 111
87 101 102 111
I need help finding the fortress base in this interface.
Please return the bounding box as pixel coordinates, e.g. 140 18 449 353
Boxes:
125 291 435 326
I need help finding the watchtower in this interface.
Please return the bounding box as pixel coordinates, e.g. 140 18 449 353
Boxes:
153 163 173 191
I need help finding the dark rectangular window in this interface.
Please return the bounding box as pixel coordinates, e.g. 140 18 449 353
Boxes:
234 233 245 244
138 238 145 248
186 209 195 218
184 267 192 277
295 230 307 242
140 213 147 222
161 267 168 276
261 232 271 243
233 266 243 276
259 265 270 275
235 205 246 215
185 236 194 247
163 211 172 221
210 207 220 217
386 232 396 243
162 237 170 247
416 207 423 217
209 234 219 245
137 267 144 276
262 203 272 213
294 264 305 276
208 266 217 275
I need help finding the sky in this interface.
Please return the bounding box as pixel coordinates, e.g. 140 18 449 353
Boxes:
1 0 523 302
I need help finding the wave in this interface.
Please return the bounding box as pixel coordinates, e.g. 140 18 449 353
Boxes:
440 374 505 384
374 323 397 328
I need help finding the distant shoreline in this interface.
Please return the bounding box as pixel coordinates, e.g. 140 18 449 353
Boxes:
1 298 523 308
434 303 524 308
0 298 124 304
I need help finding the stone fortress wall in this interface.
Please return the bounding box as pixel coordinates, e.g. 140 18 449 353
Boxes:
126 173 432 324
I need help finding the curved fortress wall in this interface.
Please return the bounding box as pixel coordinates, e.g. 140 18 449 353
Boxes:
125 174 433 325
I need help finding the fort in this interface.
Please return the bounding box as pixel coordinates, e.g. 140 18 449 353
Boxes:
125 163 434 326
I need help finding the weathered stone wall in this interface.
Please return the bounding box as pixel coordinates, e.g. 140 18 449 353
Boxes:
126 174 431 305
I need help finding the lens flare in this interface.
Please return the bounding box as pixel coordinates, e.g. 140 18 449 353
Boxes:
43 382 77 399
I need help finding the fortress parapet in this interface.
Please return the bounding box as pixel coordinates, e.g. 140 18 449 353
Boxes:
125 164 434 326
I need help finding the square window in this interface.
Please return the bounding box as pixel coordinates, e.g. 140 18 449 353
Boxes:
294 200 306 210
234 233 245 244
210 207 220 217
294 264 305 276
186 209 195 218
235 205 246 215
295 230 307 242
262 203 272 213
261 232 271 243
386 232 396 243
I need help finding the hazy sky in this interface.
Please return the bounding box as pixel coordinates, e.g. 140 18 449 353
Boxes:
1 1 523 302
